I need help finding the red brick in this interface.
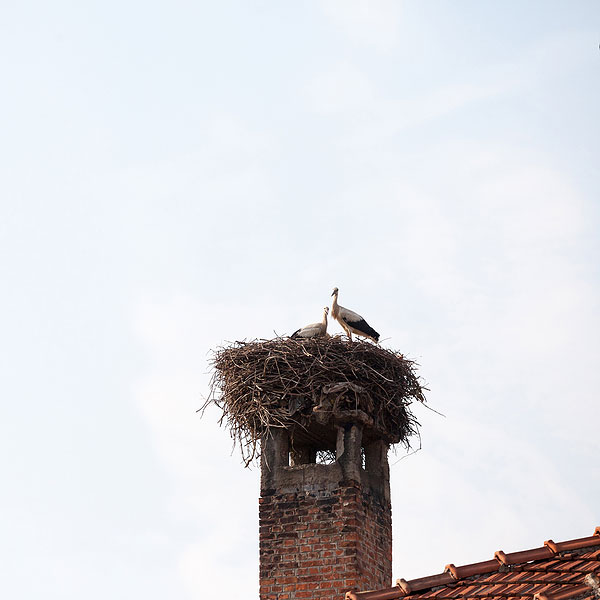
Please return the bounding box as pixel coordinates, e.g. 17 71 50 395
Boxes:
259 484 391 600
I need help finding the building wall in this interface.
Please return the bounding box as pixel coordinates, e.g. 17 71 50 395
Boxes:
259 480 392 600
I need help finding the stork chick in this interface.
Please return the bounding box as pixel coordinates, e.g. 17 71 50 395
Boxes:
291 307 329 339
331 287 380 343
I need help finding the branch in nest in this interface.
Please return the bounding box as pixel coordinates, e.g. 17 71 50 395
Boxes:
200 336 428 466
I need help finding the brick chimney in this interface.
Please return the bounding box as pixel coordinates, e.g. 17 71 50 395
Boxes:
259 414 392 600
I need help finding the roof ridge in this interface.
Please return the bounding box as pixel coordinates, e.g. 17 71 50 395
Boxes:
345 527 600 600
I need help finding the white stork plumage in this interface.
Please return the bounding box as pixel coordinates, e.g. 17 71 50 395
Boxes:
331 287 380 343
291 306 329 339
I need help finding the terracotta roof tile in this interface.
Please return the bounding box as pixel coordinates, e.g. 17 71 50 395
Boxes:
548 537 600 553
496 548 555 566
536 573 568 583
348 527 600 600
345 588 404 600
557 561 584 573
483 572 527 584
571 575 589 584
534 584 591 600
576 562 600 574
399 573 456 593
454 584 483 597
425 585 454 598
540 560 565 572
480 573 508 583
445 560 501 580
474 583 509 596
530 583 563 596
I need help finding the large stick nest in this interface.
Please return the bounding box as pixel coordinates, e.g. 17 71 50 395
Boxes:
202 336 428 466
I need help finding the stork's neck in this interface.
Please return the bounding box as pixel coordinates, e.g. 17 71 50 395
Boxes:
331 292 339 317
322 309 328 325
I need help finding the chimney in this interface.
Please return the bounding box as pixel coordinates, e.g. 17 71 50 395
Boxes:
259 413 392 600
206 337 424 600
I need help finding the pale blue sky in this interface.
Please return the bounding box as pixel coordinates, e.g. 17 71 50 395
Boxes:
1 2 599 599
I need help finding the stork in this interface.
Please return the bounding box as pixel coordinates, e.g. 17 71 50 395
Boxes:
331 287 380 343
291 307 329 339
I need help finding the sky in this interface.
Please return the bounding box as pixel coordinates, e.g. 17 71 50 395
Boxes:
1 1 599 598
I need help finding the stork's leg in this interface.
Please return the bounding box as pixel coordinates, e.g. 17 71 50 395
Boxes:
343 325 353 341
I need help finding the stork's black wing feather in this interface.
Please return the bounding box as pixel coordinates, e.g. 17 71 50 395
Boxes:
344 317 380 342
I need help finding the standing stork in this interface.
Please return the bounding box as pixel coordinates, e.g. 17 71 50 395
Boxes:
291 307 329 339
331 287 380 342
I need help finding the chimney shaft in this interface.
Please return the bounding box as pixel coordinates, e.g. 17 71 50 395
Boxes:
259 425 392 600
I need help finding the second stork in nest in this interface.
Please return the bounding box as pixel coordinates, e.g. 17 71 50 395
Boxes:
291 306 329 339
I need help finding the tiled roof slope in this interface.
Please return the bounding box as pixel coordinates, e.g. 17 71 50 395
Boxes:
346 527 600 600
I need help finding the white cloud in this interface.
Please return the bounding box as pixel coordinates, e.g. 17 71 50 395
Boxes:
392 415 596 579
3 4 599 599
320 0 403 51
302 60 520 141
302 29 592 145
127 20 599 598
132 295 264 596
304 62 377 116
112 113 277 213
178 534 257 600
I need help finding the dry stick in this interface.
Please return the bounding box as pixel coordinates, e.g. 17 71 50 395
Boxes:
204 336 428 464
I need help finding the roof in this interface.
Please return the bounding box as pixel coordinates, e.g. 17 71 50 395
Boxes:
346 527 600 600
